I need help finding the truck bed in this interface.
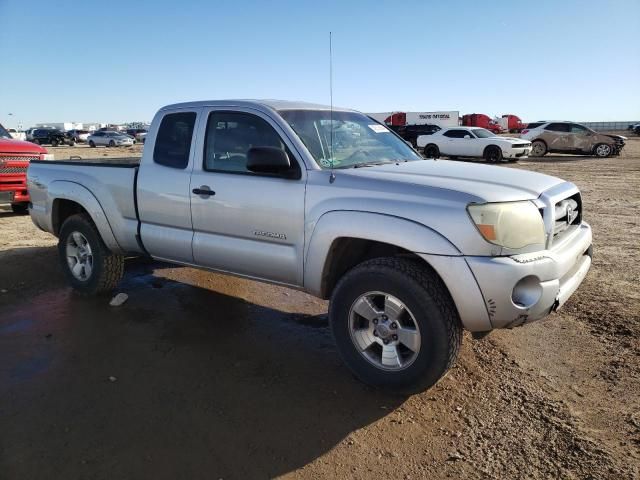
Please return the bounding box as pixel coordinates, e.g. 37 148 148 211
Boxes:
28 158 143 255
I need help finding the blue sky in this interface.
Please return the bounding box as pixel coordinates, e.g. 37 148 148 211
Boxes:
1 0 638 128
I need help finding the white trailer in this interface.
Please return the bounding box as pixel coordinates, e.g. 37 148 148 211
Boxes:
368 111 459 128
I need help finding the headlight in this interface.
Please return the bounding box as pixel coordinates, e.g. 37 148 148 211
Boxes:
467 201 545 249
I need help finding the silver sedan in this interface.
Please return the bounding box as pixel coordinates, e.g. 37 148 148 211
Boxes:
87 131 135 148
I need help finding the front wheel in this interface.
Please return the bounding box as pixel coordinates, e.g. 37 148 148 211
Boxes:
329 257 462 393
58 214 124 295
423 144 440 159
108 140 116 147
484 145 503 163
89 140 96 148
11 203 29 214
531 140 547 157
594 143 612 158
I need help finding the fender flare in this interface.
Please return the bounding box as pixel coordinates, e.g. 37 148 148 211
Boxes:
48 180 122 253
304 210 460 297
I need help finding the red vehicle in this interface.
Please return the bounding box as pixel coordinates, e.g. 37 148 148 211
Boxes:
500 114 526 133
0 123 50 213
461 114 502 134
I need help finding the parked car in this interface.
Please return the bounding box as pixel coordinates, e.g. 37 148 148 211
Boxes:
417 127 532 162
126 128 148 139
520 121 626 157
66 129 91 143
28 99 592 393
0 122 52 213
388 124 441 147
7 129 26 141
87 131 135 147
629 123 640 135
31 128 69 146
136 131 148 143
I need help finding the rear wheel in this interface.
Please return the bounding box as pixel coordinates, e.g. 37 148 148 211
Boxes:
594 143 612 158
32 139 40 145
58 214 124 295
424 144 440 159
484 145 503 163
531 140 547 157
109 140 116 147
329 257 462 393
51 139 59 147
89 140 96 148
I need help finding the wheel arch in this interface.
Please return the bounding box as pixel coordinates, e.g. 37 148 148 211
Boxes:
48 181 122 253
304 211 460 299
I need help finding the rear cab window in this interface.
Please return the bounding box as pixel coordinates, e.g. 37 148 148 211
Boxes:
153 112 197 169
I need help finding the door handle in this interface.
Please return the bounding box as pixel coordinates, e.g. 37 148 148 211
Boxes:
192 186 215 197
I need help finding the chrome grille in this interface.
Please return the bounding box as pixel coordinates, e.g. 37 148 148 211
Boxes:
552 193 581 243
0 155 39 162
0 166 28 174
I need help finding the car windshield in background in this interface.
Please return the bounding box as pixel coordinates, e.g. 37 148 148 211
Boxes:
0 124 13 139
473 128 496 138
279 110 423 169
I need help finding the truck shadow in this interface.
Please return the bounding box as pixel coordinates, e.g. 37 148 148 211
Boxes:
0 249 404 479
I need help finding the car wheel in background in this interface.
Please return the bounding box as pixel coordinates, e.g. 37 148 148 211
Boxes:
484 145 503 163
58 214 124 295
531 140 547 157
51 139 59 147
10 203 29 214
329 257 462 394
32 139 40 145
424 144 440 159
109 140 115 147
594 143 612 158
89 140 96 148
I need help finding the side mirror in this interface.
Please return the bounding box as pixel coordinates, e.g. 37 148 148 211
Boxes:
247 146 294 176
464 135 471 139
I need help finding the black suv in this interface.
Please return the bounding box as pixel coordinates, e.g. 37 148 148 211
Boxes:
31 128 68 146
389 124 441 147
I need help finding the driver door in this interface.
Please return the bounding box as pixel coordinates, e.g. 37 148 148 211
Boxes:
189 109 306 286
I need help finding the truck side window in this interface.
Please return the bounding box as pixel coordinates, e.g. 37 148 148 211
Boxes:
203 111 299 175
153 112 196 169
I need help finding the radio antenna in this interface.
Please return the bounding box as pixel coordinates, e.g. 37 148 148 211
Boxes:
329 31 336 183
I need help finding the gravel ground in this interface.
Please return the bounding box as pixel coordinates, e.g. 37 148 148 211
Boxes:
0 137 638 479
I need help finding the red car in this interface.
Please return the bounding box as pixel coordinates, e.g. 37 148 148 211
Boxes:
0 123 51 213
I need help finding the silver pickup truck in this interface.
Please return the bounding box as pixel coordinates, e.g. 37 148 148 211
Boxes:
28 100 592 392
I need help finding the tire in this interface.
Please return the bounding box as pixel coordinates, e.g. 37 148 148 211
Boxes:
109 140 116 147
89 140 96 148
484 145 503 163
32 139 40 145
329 257 462 394
10 203 29 214
423 144 440 159
58 214 124 295
593 143 612 158
531 140 547 157
51 139 59 147
68 139 76 147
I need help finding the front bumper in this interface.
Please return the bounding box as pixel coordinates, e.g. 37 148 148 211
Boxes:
503 146 532 159
465 222 592 328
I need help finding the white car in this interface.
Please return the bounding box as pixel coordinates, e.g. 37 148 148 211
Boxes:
135 131 147 143
87 131 135 148
417 127 532 162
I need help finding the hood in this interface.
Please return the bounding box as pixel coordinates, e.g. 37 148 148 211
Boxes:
340 160 564 202
496 136 530 143
604 134 626 142
0 137 47 154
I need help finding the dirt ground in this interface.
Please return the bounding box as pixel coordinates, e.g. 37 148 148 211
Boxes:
1 138 639 479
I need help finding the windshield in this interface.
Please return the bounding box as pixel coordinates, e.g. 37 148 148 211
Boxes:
279 110 423 169
0 123 12 139
472 128 496 138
